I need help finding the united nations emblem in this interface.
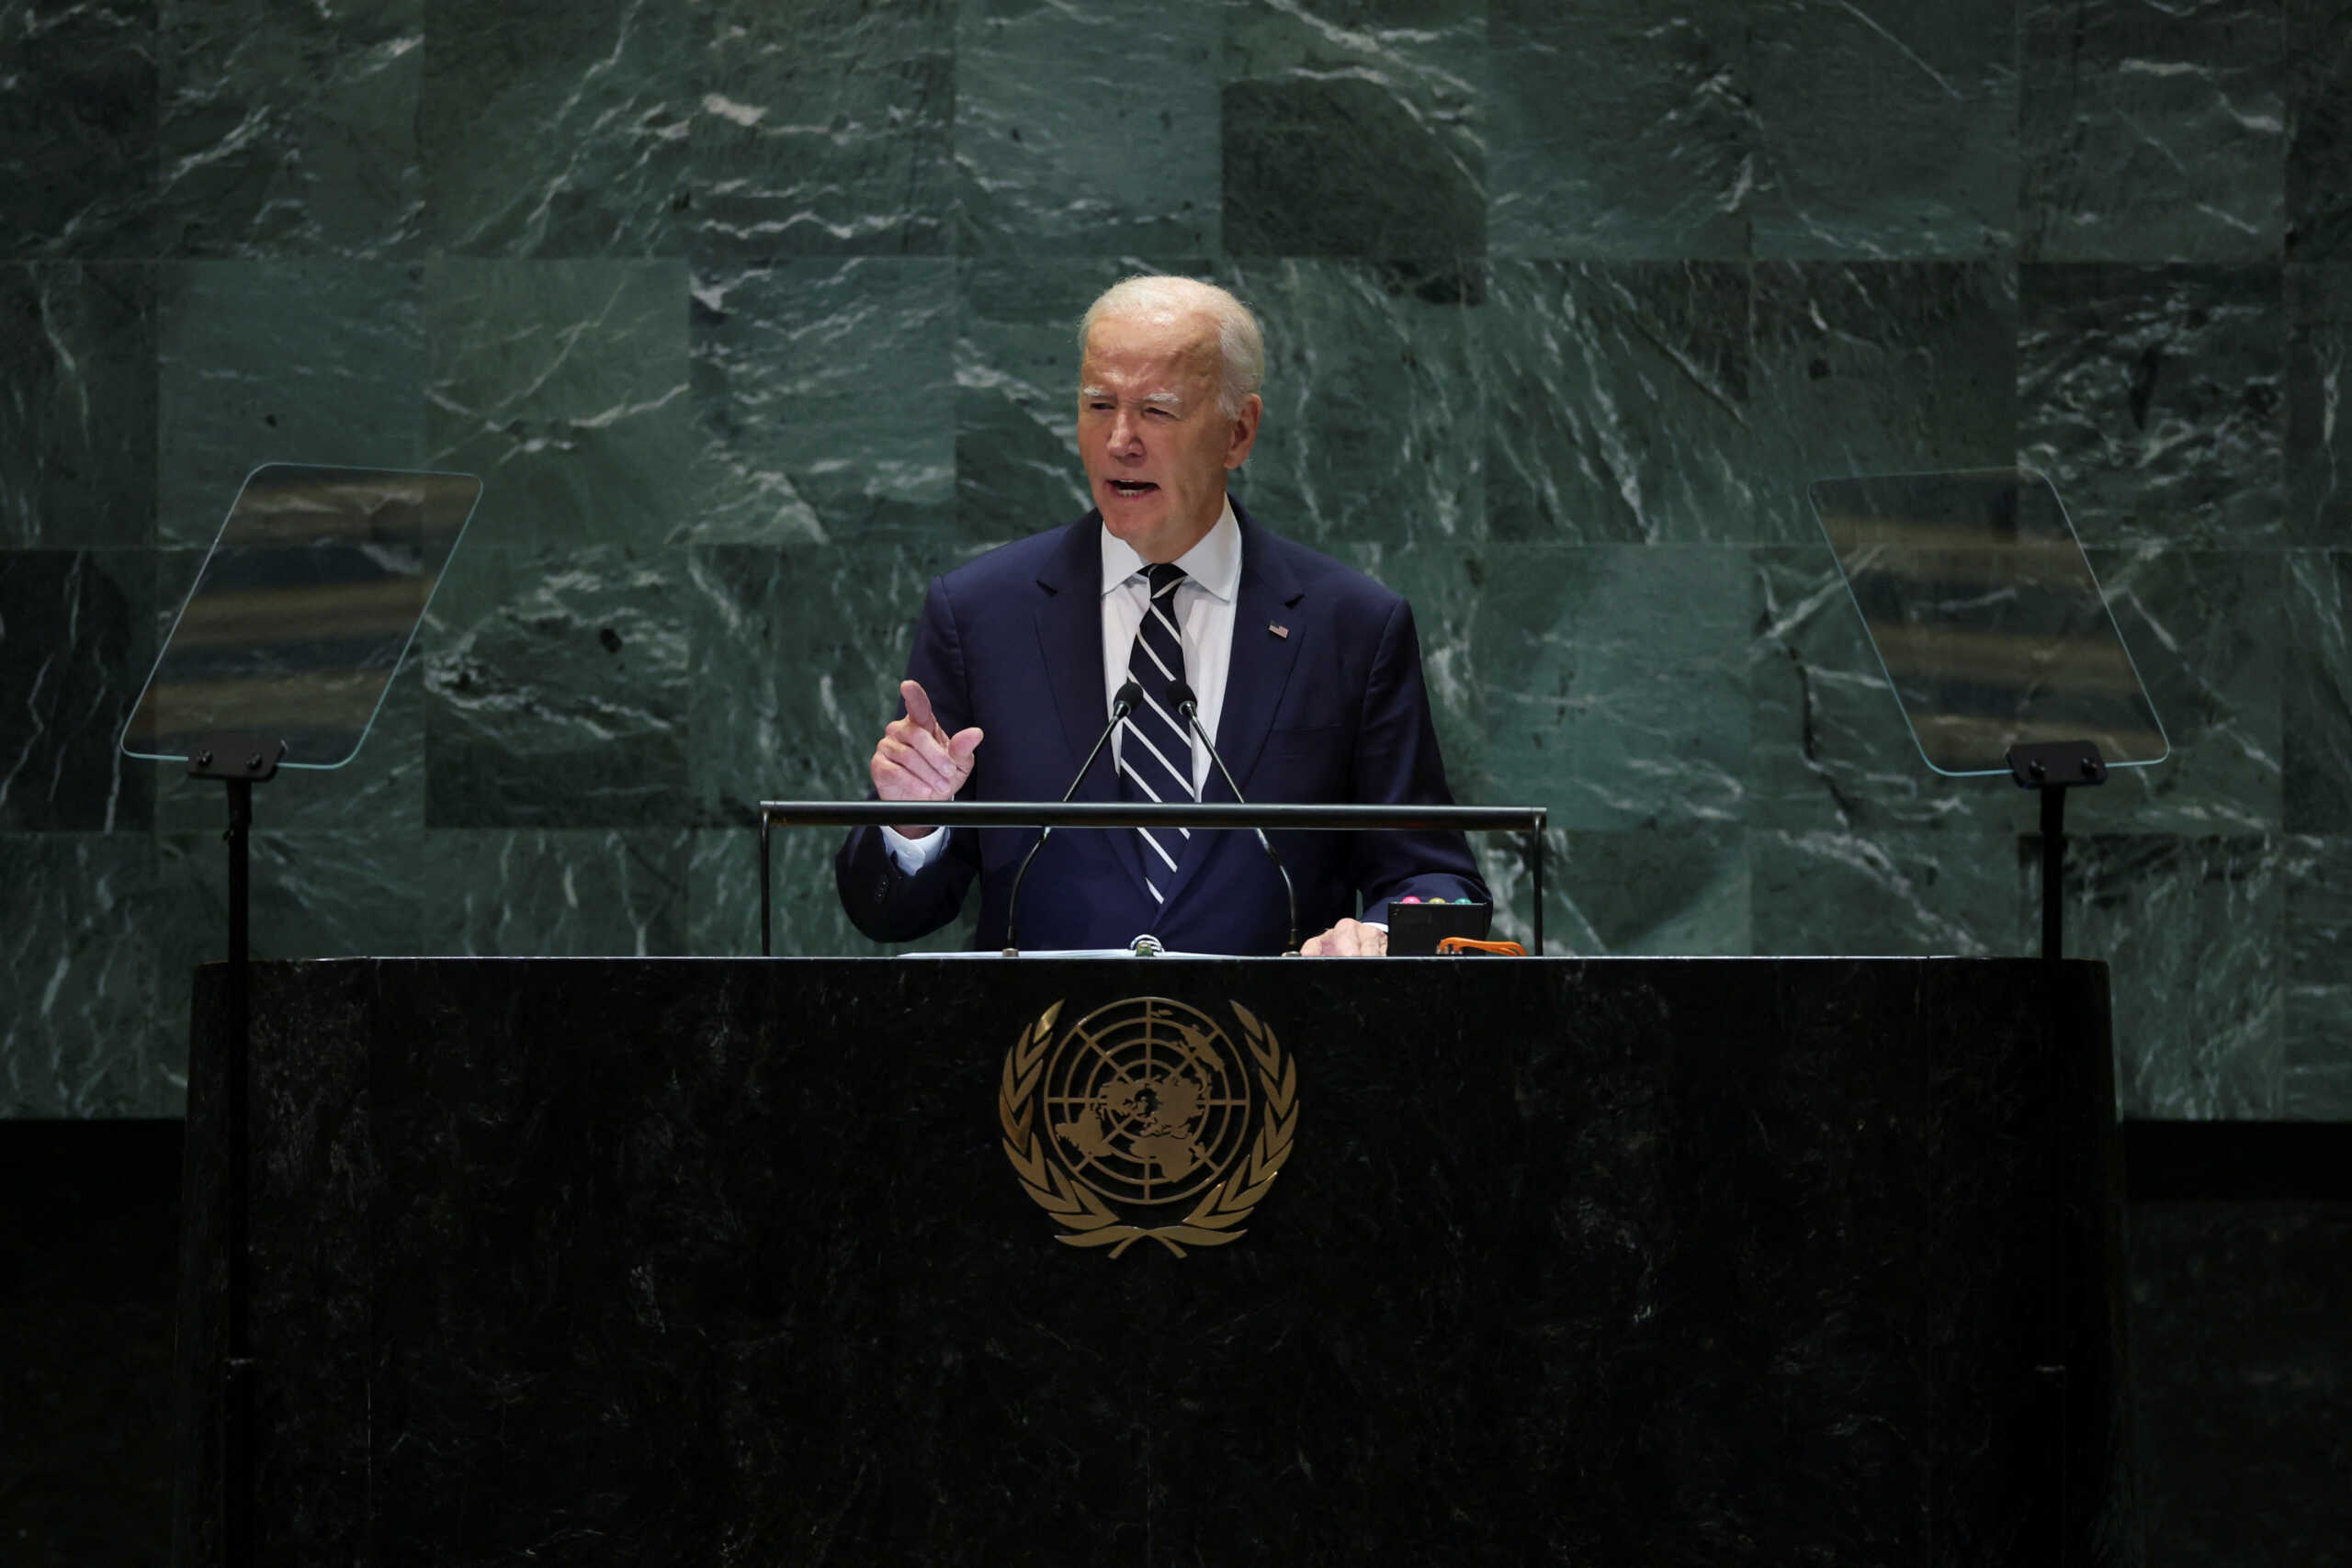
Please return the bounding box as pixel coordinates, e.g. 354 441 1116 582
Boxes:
999 997 1298 1258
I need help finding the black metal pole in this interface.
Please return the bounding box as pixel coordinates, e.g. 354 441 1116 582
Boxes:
763 800 1546 830
2041 784 2065 963
222 774 254 1568
1530 828 1544 957
759 811 772 958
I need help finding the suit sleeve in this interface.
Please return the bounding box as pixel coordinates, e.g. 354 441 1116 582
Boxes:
834 575 982 943
1346 596 1489 923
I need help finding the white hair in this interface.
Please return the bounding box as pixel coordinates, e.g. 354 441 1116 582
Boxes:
1077 275 1265 417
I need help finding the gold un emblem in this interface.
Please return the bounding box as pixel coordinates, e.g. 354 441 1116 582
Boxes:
1000 998 1298 1258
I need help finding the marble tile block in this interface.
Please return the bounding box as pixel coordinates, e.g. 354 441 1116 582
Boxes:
424 258 691 553
2066 833 2282 1120
156 0 423 258
2282 835 2352 1117
2287 264 2351 541
1487 0 1751 261
418 0 686 257
1750 824 2023 958
417 829 690 955
1221 0 1484 258
685 0 952 257
1474 545 1751 831
685 257 954 546
2284 549 2351 830
2018 264 2285 547
422 545 692 829
0 549 153 832
156 261 424 549
2021 0 2285 263
1486 260 1758 543
1223 257 1484 548
1749 0 2018 260
0 834 167 1116
0 0 157 258
1751 261 2018 544
690 825 977 957
956 255 1176 544
684 540 974 828
1495 822 1747 957
1746 545 2025 833
156 826 425 988
954 0 1219 255
0 263 156 547
2086 547 2283 834
2287 0 2352 263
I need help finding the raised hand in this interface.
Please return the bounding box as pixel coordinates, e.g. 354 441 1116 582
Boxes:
870 679 984 838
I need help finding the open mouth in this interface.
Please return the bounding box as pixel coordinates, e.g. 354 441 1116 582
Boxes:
1107 480 1159 498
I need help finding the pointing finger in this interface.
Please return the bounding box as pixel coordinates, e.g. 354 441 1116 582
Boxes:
900 680 944 741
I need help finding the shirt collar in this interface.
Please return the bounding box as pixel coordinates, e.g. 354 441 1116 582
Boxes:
1099 496 1241 604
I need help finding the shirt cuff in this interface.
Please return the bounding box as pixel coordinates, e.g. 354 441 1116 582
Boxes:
881 823 950 874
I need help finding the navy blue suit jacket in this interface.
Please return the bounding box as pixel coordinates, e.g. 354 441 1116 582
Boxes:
834 501 1487 953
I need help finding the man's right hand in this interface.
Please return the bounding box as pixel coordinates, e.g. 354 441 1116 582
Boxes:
871 680 984 839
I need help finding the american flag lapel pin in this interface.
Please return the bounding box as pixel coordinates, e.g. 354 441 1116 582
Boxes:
1269 622 1289 638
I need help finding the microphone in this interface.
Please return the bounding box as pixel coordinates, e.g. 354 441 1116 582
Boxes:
1002 679 1143 955
1167 679 1299 955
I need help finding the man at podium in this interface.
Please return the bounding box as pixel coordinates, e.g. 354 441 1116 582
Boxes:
835 276 1486 957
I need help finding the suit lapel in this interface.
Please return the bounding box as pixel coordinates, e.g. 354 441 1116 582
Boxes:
1032 513 1153 901
1152 498 1306 916
1205 498 1306 798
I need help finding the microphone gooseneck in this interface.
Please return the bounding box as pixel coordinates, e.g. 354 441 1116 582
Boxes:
1166 679 1299 955
1002 679 1143 955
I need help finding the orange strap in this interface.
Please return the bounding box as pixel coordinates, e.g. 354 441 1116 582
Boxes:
1435 937 1527 957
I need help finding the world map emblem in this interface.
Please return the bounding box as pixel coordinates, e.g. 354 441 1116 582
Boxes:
999 998 1298 1258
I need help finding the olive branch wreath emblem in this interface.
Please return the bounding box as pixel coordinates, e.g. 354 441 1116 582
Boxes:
998 999 1298 1258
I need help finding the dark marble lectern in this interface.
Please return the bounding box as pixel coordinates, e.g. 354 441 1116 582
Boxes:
175 957 2133 1565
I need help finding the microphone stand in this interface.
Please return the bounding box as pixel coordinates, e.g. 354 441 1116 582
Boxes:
1002 680 1142 954
1170 681 1299 956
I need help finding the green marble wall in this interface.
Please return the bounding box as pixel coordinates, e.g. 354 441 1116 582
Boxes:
2 0 2347 1121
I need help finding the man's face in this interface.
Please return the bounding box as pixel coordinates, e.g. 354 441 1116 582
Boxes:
1077 308 1261 563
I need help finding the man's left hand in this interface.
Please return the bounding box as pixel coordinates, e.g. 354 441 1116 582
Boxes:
1302 919 1386 957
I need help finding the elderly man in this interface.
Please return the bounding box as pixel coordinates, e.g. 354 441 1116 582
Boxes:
835 275 1486 956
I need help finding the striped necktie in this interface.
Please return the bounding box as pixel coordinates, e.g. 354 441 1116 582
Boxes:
1119 561 1197 904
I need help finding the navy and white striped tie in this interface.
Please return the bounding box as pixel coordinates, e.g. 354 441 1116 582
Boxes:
1120 561 1197 903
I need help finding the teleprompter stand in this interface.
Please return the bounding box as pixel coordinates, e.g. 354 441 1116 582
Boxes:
187 734 285 1568
1810 468 2165 1566
120 464 483 1568
1807 468 2168 964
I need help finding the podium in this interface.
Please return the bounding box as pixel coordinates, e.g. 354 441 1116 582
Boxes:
175 956 2132 1564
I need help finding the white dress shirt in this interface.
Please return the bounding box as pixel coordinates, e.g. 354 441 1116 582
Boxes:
883 498 1241 872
